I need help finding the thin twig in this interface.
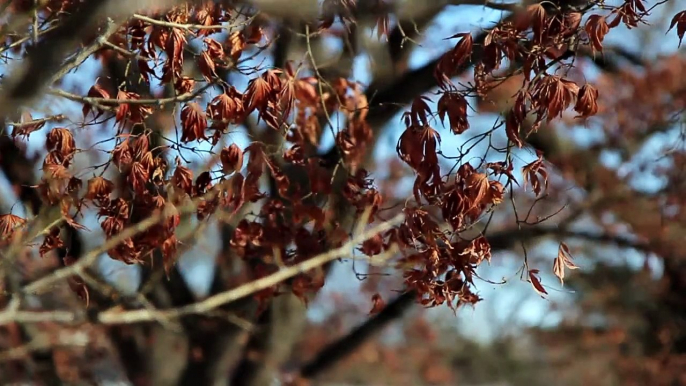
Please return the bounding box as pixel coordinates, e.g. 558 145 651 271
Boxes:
49 82 214 106
7 114 66 128
132 13 248 32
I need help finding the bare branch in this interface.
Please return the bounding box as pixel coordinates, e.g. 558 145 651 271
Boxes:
47 19 121 86
298 290 416 379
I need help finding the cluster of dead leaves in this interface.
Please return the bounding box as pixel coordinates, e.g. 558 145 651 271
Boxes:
3 0 683 314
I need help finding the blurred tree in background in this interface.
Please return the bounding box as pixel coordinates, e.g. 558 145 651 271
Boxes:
0 0 685 385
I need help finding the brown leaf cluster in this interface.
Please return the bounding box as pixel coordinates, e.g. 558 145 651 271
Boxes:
0 0 680 341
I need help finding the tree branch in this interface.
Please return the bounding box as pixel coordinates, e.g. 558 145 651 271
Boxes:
296 223 652 380
0 0 113 119
298 289 416 379
97 214 403 324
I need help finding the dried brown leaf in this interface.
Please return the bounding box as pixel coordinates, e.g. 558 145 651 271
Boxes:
553 242 580 285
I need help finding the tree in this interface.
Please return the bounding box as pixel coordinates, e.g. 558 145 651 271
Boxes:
0 0 684 384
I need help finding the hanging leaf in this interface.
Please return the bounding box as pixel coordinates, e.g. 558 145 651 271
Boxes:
553 242 580 285
528 269 548 296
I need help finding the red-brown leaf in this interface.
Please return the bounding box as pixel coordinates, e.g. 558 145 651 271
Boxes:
522 153 548 197
180 103 208 143
244 76 272 114
528 269 548 296
528 4 547 42
85 176 114 202
207 88 245 123
437 92 469 134
197 50 217 81
668 10 686 48
449 33 473 69
83 84 110 119
172 162 194 196
574 84 599 118
0 213 26 245
466 172 490 208
505 110 523 148
369 293 386 315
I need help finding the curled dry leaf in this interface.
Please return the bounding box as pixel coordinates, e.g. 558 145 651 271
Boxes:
574 84 599 118
522 153 548 197
530 75 579 122
204 37 224 59
11 111 47 138
128 162 150 195
161 234 179 277
405 96 433 128
294 77 319 107
505 110 524 148
564 12 582 35
245 142 267 177
227 30 246 60
115 91 152 127
505 92 528 148
115 90 131 125
466 172 490 209
112 140 133 171
147 24 169 52
553 242 580 285
360 233 384 256
437 92 469 134
132 134 149 160
396 126 440 171
486 180 504 205
244 23 264 45
585 15 610 53
63 255 90 306
46 128 76 158
482 27 511 73
164 28 187 73
244 76 273 115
